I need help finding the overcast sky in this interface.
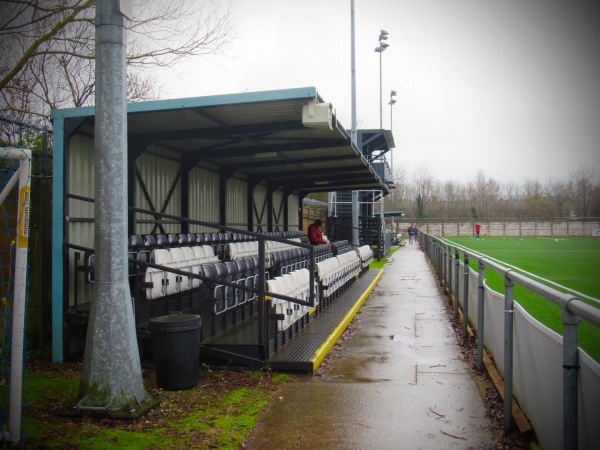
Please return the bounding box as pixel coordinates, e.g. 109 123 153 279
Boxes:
153 0 600 184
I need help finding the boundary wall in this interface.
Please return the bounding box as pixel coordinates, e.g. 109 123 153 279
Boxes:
396 218 600 237
421 234 600 450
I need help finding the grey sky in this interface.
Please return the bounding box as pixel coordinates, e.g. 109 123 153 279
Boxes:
154 0 600 184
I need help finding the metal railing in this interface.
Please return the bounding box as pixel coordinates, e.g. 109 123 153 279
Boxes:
420 233 600 450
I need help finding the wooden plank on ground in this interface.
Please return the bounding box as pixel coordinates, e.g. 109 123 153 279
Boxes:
483 353 533 434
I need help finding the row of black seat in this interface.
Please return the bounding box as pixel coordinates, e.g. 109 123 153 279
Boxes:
131 230 307 248
129 230 308 261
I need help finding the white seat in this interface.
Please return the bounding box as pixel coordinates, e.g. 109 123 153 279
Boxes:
201 245 220 263
192 246 206 259
179 247 201 288
169 247 185 262
267 278 290 331
181 246 195 262
145 249 177 299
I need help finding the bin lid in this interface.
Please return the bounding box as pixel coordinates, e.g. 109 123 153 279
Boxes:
149 313 201 330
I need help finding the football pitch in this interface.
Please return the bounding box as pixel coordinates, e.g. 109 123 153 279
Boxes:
441 236 600 362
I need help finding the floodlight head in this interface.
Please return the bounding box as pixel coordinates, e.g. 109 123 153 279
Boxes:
390 90 397 97
380 30 389 38
380 42 389 49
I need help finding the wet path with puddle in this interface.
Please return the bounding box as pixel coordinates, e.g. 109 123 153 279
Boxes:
246 243 496 449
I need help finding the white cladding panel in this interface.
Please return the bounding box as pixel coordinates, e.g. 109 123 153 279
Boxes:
272 190 283 230
135 152 182 234
253 184 267 232
66 134 95 306
67 134 95 248
227 177 247 228
288 194 300 229
189 166 219 232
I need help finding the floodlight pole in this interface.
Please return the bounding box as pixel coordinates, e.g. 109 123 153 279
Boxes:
375 31 389 129
78 0 151 414
389 90 396 233
350 0 359 246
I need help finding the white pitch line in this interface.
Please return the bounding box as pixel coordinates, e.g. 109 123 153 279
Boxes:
440 238 600 306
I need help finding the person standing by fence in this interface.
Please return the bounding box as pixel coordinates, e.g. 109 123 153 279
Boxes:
408 225 415 244
474 222 481 239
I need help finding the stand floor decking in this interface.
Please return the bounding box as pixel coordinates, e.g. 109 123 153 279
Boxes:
269 269 382 372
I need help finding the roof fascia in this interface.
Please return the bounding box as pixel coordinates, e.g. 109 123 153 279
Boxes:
50 86 318 120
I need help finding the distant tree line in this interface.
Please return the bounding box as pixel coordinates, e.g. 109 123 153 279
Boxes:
388 166 600 219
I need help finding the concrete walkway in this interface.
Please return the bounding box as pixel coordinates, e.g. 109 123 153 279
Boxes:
246 242 496 449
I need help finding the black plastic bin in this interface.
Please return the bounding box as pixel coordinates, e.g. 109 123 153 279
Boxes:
149 313 201 390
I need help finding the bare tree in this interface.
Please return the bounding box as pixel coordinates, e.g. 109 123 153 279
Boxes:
441 180 468 218
498 181 521 218
410 166 436 218
0 0 233 136
542 178 569 217
390 166 408 211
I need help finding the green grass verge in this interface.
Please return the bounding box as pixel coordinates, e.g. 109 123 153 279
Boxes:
444 236 600 362
369 258 388 269
366 245 398 270
19 367 276 449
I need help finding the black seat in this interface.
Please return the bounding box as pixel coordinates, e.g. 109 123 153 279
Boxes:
167 233 179 246
177 233 189 245
143 234 157 247
224 261 238 278
155 233 169 247
129 234 150 263
269 251 281 275
212 262 229 313
243 256 256 274
235 258 252 303
130 234 144 248
201 263 217 281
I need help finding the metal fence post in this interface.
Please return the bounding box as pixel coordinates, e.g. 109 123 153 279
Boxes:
463 255 470 337
447 249 453 299
503 273 515 432
477 259 486 371
454 250 460 318
562 302 581 450
447 247 452 293
258 238 267 358
441 246 446 288
437 245 442 282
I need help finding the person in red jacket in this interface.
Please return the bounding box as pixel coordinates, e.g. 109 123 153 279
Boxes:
307 219 331 248
474 222 482 239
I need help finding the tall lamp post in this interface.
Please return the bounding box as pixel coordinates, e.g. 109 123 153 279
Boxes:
389 90 397 233
374 30 389 129
389 90 397 170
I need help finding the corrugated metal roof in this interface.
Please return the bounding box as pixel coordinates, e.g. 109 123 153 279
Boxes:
52 86 391 194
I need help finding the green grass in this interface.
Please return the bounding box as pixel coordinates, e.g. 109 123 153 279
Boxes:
366 245 398 270
19 368 274 449
369 258 388 269
444 236 600 362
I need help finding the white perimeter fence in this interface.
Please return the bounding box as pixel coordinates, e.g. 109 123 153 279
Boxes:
396 218 600 238
421 233 600 450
